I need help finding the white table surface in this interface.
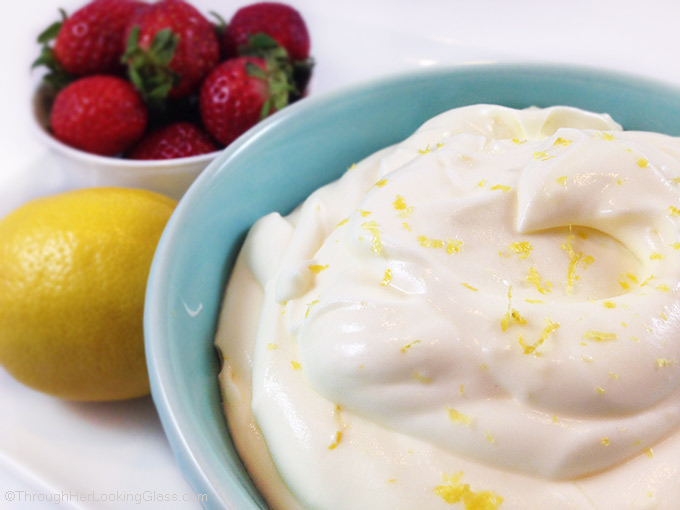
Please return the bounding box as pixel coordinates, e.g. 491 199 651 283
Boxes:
2 1 680 508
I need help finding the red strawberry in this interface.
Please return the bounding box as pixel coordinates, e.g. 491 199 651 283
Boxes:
128 122 217 160
123 0 220 101
200 56 293 146
33 0 144 88
50 75 148 156
222 2 310 62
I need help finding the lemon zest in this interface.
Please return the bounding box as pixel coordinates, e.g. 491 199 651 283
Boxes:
400 340 421 353
500 286 527 332
305 298 319 318
446 407 472 425
584 330 617 342
533 151 551 161
490 184 511 192
361 220 383 254
508 241 533 259
561 229 594 294
446 238 464 254
519 317 560 355
393 195 414 218
413 371 432 384
418 235 444 249
328 431 343 450
434 472 503 509
308 264 329 273
381 268 393 286
393 195 408 210
527 266 552 294
598 132 616 141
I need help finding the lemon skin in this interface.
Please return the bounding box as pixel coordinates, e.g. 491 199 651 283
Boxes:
0 187 176 401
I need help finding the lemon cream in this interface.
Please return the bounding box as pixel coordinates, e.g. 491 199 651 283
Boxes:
215 105 680 510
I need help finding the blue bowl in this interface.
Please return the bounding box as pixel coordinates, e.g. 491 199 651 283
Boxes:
144 63 680 509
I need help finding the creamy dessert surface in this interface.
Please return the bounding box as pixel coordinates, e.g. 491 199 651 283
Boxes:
215 105 680 510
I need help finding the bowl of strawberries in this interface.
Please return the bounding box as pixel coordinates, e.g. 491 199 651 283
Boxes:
31 0 314 199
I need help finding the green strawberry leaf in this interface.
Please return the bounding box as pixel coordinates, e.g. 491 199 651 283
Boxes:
240 33 291 64
123 26 180 111
149 28 179 66
33 8 74 90
260 97 273 119
122 26 141 62
31 45 54 70
245 61 268 81
37 9 67 44
244 33 279 52
37 21 62 45
127 65 144 91
210 11 228 37
148 81 174 100
241 33 314 117
42 70 73 90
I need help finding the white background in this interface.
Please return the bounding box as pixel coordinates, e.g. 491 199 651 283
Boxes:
2 0 680 508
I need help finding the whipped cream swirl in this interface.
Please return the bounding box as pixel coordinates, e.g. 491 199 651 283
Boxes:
217 105 680 510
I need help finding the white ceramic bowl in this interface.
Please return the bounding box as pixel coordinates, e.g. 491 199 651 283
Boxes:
31 84 221 200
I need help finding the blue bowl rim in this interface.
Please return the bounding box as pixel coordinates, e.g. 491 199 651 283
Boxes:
144 61 680 508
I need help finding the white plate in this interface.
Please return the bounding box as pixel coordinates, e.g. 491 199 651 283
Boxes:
1 0 680 508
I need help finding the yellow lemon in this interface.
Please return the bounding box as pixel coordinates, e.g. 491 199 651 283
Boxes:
0 187 176 401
